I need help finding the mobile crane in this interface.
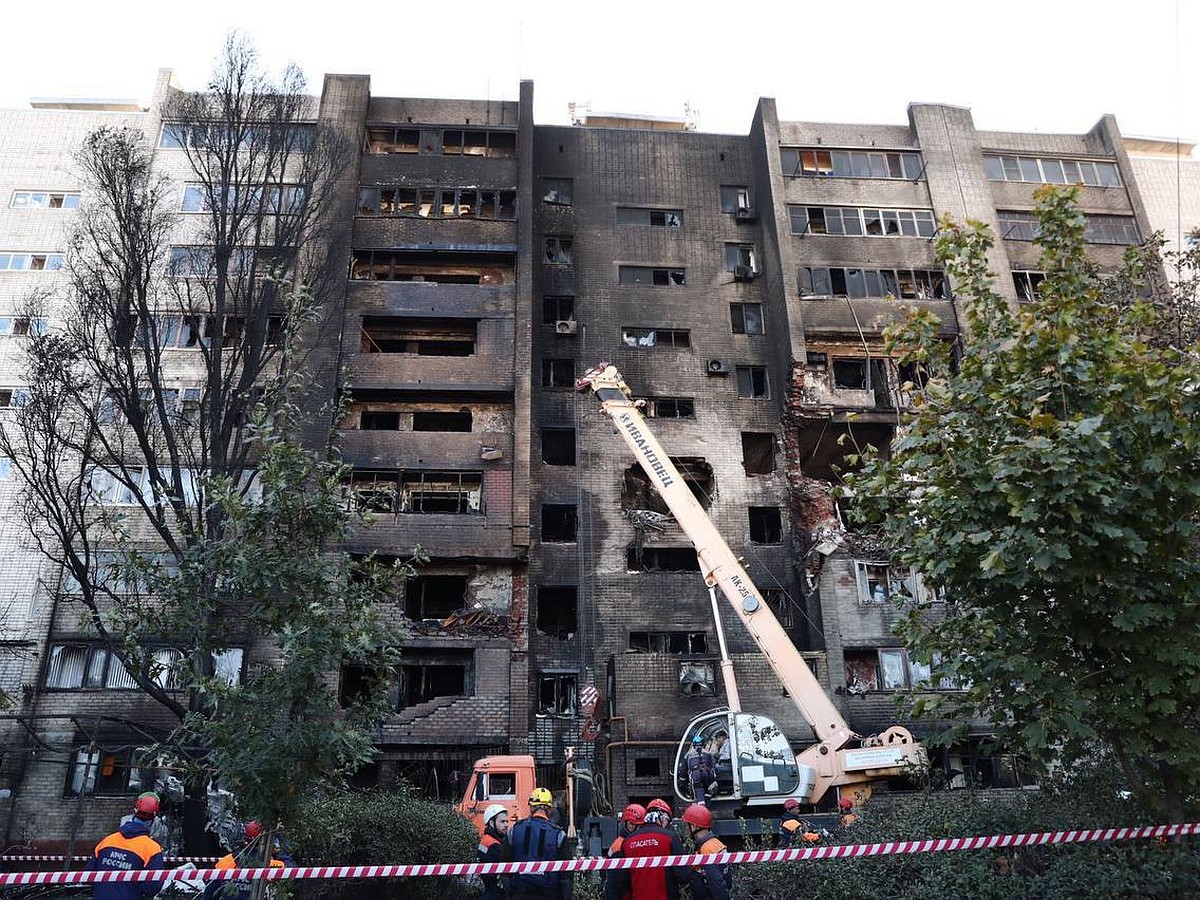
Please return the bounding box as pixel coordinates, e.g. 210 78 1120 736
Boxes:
455 364 924 835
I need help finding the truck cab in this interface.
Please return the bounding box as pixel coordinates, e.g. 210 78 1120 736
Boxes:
454 754 537 835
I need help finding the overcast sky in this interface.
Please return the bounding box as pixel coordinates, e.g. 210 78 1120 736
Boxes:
2 0 1195 151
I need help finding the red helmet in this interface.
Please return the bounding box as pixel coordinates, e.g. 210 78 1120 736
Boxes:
244 821 264 839
783 798 800 812
646 798 672 816
133 793 160 818
682 803 712 829
621 803 646 826
838 797 854 811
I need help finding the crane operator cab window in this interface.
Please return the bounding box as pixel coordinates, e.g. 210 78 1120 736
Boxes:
676 711 802 803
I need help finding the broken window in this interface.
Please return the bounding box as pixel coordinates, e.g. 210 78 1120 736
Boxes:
853 561 923 604
781 148 923 180
360 410 401 430
1012 271 1046 304
761 588 795 628
360 317 477 356
730 303 764 335
542 295 576 324
719 185 751 214
11 191 80 209
800 267 947 300
844 648 932 692
541 358 575 389
748 507 783 544
399 471 482 514
618 266 686 286
787 206 935 238
741 432 775 475
626 547 701 572
542 178 573 206
725 244 758 274
349 250 515 283
66 744 157 797
832 358 868 390
412 410 472 432
616 207 683 227
338 665 377 707
541 428 576 465
536 586 578 639
984 154 1120 187
539 672 579 715
679 661 716 697
541 504 578 542
399 655 470 708
645 397 695 419
544 236 574 265
633 757 661 778
366 127 420 154
442 129 516 158
629 631 709 654
345 469 400 513
405 574 468 619
0 252 64 271
623 457 713 513
621 327 690 349
735 366 769 399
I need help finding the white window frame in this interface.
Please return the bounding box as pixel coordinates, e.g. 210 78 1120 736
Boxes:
10 191 80 209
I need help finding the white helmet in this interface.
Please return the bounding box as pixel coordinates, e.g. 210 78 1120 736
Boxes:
483 804 508 828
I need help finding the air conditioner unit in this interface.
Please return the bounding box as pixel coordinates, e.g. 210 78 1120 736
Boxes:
733 265 757 282
555 319 578 335
735 207 755 222
706 358 731 376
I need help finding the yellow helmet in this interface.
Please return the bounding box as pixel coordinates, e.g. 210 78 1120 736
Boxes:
529 787 554 806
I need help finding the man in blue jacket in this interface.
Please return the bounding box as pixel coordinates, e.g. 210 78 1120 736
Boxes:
506 787 573 899
87 792 165 899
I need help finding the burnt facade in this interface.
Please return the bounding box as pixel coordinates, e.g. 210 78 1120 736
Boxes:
0 68 1189 843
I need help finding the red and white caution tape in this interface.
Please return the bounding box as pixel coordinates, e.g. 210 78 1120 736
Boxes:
1 823 1195 886
0 855 217 863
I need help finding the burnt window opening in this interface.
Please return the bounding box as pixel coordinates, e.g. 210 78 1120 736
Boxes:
833 358 868 390
360 410 401 430
645 397 695 419
622 457 713 513
627 547 701 572
536 586 578 639
360 317 477 356
621 327 690 349
542 358 575 389
679 661 716 697
749 507 783 544
441 129 517 158
633 756 661 778
356 186 516 220
720 185 751 214
345 469 399 513
541 504 578 543
629 631 709 654
796 420 894 483
539 672 578 716
350 250 515 284
730 303 764 335
761 588 795 628
366 127 420 154
405 575 468 619
542 295 576 324
400 471 482 514
542 178 573 206
618 266 686 286
736 365 769 399
1012 271 1046 303
897 362 930 392
338 665 378 707
399 654 471 708
544 236 574 265
412 410 472 432
741 432 776 475
541 428 576 466
616 207 683 228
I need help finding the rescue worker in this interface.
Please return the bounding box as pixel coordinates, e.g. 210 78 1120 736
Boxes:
681 803 731 900
87 792 165 900
683 734 716 805
203 820 290 899
477 804 510 900
604 799 687 900
778 798 821 848
605 803 645 900
506 787 572 900
838 796 859 828
644 798 672 828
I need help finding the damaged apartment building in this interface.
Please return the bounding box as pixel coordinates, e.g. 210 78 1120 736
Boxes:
1 67 1195 844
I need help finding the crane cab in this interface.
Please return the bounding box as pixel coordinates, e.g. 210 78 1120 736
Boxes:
674 709 816 807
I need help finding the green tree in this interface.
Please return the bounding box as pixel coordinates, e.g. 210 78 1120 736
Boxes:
846 186 1200 821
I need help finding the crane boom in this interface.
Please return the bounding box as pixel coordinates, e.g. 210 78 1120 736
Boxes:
578 364 924 803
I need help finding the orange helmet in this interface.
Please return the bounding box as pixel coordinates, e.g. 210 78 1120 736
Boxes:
682 803 712 829
621 803 646 826
646 798 672 816
133 792 160 819
838 797 854 811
